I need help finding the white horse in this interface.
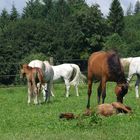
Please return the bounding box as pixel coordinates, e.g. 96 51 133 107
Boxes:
120 57 133 68
28 60 54 102
121 57 140 98
52 63 85 97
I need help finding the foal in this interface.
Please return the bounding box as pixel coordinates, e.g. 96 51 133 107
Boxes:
87 51 128 109
20 64 45 104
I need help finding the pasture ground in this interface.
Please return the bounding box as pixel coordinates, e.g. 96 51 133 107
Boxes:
0 82 140 140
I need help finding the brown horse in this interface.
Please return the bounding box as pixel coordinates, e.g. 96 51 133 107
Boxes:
20 64 45 104
87 51 128 109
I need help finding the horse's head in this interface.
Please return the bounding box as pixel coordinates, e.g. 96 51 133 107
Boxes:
115 83 128 103
20 64 28 78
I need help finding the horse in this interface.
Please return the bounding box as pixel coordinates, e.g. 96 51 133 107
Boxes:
20 64 45 104
29 60 85 97
28 60 54 101
120 57 133 69
121 57 140 98
87 51 128 110
60 102 132 119
21 60 54 102
96 102 132 117
52 63 86 97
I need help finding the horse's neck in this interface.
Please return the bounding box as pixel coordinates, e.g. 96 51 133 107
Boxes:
29 60 43 68
25 69 35 81
26 72 32 82
117 76 127 85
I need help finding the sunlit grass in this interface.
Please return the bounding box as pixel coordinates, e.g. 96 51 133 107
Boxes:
0 82 140 140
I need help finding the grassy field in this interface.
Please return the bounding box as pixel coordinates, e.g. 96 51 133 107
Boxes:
0 82 140 140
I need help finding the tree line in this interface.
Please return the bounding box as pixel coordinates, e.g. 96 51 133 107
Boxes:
0 0 140 85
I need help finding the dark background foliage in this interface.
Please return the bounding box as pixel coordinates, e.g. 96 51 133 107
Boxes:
0 0 140 85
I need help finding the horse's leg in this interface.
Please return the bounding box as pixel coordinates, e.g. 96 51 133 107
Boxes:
75 84 79 96
51 91 55 97
27 82 32 104
42 83 48 102
127 70 133 83
46 82 52 102
50 80 54 97
97 82 102 104
87 78 93 109
50 81 55 97
42 84 46 102
33 84 38 105
65 79 70 97
42 87 46 102
135 75 140 98
50 80 55 97
37 82 42 103
101 78 106 104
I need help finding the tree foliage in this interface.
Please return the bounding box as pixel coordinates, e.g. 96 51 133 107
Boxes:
0 0 140 85
0 9 10 30
134 0 140 14
126 3 133 16
108 0 124 35
10 4 20 21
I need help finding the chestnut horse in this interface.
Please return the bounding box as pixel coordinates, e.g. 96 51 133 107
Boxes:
20 64 45 104
87 51 128 109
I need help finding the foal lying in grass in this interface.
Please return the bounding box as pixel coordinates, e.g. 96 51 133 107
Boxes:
60 102 132 119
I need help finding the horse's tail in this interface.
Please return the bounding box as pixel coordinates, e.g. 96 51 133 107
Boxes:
70 64 86 86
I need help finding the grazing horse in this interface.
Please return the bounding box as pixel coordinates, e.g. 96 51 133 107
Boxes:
120 57 133 68
28 60 54 101
87 51 128 109
121 57 140 98
20 64 45 104
52 64 86 97
29 60 86 97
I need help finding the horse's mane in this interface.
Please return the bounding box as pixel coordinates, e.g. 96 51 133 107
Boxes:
107 51 126 83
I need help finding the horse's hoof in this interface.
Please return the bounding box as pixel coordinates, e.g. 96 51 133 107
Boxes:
34 102 39 105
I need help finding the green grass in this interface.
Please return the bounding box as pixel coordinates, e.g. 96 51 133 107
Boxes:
0 82 140 140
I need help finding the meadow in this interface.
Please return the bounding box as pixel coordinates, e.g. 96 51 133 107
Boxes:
0 82 140 140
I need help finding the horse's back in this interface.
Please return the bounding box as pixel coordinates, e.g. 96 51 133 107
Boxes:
28 60 54 82
88 51 123 81
53 64 73 72
129 59 140 74
88 51 110 79
120 57 133 68
52 64 73 80
28 60 43 69
121 57 140 68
